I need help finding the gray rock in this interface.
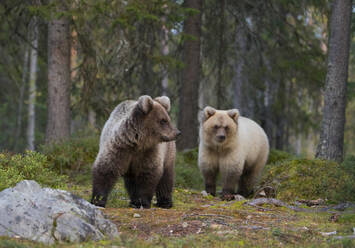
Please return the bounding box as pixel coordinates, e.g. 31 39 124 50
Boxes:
0 180 118 244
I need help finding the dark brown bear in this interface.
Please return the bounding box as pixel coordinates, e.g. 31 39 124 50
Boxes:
91 95 180 209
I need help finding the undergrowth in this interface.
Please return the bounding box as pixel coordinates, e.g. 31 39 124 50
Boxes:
261 156 355 203
0 151 68 191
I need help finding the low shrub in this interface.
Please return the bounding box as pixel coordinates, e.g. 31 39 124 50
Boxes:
261 158 355 202
41 136 99 184
0 151 68 191
267 149 294 164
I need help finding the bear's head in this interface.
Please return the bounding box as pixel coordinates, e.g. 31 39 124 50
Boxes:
135 95 180 145
200 106 239 147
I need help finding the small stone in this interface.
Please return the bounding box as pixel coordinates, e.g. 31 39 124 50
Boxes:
210 224 222 230
201 190 208 197
133 213 141 218
320 231 337 236
257 190 266 197
182 222 188 228
234 194 246 201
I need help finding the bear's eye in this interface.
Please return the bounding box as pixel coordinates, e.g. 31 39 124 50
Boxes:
225 126 229 131
160 119 168 126
213 125 219 130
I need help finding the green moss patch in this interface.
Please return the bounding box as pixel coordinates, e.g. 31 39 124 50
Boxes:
261 158 355 202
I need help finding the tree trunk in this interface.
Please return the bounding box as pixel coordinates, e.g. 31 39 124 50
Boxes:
14 32 30 151
232 21 248 115
177 0 202 151
161 7 169 96
46 2 71 144
216 0 225 109
26 19 39 151
316 0 352 162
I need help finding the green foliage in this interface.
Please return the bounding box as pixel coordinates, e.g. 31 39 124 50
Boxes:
0 151 68 191
337 213 355 224
0 239 29 248
175 148 203 190
40 136 99 184
261 158 355 202
267 149 294 164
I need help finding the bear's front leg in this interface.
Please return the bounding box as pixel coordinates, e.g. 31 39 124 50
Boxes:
91 167 118 207
220 165 242 201
200 165 218 196
124 170 160 209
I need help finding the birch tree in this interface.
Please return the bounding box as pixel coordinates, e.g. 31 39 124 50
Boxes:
26 19 38 150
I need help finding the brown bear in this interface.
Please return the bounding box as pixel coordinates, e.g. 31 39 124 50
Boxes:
198 106 269 200
91 95 180 209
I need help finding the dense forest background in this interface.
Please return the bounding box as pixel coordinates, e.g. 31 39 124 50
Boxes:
0 0 354 158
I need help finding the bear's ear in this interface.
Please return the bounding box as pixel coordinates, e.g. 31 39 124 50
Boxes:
201 106 216 122
154 96 170 112
137 95 154 114
227 109 240 123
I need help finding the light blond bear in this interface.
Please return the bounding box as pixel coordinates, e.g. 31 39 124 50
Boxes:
198 106 269 199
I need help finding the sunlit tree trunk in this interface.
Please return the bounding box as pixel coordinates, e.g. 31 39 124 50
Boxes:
46 2 71 144
177 0 202 150
316 0 352 162
26 19 38 151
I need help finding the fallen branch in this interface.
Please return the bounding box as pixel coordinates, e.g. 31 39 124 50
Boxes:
246 198 355 213
246 198 314 212
182 213 234 219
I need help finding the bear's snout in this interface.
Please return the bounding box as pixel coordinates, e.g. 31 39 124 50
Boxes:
161 128 181 142
216 134 226 142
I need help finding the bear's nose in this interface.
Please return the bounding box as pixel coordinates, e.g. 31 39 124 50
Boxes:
217 135 226 142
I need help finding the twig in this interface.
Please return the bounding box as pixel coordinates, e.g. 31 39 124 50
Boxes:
246 198 355 213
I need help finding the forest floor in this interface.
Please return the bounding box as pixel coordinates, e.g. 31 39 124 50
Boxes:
1 181 355 248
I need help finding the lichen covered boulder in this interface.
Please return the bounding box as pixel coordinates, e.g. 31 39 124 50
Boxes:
0 180 118 244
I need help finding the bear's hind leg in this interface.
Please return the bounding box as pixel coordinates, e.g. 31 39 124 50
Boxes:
125 171 160 209
238 160 265 197
155 165 174 208
91 167 118 207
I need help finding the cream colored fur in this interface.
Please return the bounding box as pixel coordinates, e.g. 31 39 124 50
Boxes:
198 108 269 197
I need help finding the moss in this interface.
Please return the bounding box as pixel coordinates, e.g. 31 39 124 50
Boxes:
338 213 355 224
267 149 294 165
261 158 355 202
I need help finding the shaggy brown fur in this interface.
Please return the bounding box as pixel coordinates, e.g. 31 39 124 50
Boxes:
91 95 180 208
